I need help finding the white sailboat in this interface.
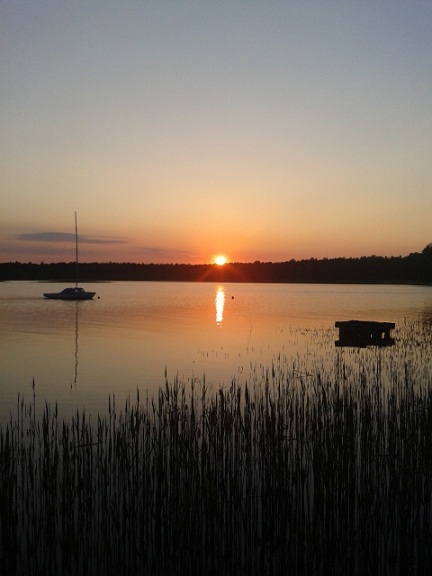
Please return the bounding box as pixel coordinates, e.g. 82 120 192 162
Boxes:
43 213 96 300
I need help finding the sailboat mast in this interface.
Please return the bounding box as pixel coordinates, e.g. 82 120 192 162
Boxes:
75 211 78 288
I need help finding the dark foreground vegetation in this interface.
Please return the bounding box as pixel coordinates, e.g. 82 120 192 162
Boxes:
1 245 432 283
1 322 432 576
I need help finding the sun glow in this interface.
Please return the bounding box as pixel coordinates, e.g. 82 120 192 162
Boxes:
215 255 226 266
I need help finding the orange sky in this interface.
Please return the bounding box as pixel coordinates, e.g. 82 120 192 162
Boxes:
1 2 431 264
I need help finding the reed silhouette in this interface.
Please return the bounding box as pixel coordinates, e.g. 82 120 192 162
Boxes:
1 320 432 575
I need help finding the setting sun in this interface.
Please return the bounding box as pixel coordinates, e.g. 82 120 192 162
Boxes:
215 255 226 266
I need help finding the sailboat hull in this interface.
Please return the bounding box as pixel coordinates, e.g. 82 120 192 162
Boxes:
43 288 95 300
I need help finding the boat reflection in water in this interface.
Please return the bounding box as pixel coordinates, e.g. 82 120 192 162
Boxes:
215 286 225 325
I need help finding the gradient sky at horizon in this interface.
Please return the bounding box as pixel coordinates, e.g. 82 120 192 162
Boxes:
1 1 431 264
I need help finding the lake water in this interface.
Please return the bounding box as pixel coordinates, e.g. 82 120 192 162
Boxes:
1 281 431 422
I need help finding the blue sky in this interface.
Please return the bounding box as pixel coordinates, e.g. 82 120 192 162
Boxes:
1 1 431 264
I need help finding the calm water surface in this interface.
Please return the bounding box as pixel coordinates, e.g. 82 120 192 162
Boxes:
1 281 431 421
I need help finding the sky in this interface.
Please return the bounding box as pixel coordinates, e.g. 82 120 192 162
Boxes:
1 1 431 264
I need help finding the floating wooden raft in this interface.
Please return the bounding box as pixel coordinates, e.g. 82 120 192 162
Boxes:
335 320 395 348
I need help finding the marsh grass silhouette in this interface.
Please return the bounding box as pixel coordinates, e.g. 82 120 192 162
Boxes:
1 320 432 575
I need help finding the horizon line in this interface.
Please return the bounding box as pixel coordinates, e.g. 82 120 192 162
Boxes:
1 251 425 267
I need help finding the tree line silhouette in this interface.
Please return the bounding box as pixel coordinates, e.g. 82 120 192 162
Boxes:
1 245 431 284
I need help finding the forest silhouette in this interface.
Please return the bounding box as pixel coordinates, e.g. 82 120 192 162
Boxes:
1 245 431 284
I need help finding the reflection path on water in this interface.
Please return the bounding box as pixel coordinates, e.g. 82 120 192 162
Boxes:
215 285 225 325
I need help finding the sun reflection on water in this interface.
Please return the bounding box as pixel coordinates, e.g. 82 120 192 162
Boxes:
215 286 225 325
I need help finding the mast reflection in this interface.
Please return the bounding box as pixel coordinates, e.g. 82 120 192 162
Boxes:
73 301 79 387
215 286 225 325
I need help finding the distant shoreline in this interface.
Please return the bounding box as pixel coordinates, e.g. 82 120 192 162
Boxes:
1 251 431 285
